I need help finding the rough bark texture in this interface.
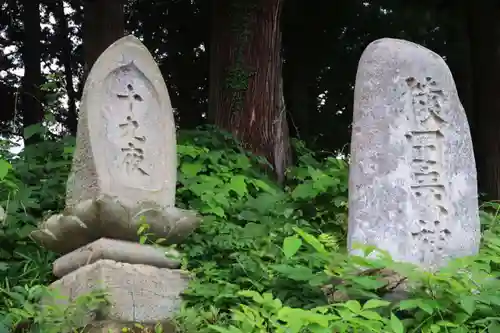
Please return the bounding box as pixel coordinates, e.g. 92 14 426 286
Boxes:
467 2 500 200
21 0 43 145
83 0 125 78
209 0 291 183
53 0 78 135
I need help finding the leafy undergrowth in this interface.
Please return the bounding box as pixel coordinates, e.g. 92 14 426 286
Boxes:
172 127 500 333
0 126 500 332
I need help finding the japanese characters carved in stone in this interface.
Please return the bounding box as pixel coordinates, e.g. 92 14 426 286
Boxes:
31 35 200 254
348 38 480 269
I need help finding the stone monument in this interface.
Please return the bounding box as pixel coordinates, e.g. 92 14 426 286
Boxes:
348 38 480 270
30 35 201 332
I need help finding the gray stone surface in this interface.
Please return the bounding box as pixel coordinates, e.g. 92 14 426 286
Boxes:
53 238 181 277
348 38 480 269
81 321 176 333
47 259 189 325
69 34 176 210
30 35 201 254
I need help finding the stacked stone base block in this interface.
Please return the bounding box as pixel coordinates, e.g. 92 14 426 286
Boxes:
52 237 181 277
81 320 177 333
45 239 189 332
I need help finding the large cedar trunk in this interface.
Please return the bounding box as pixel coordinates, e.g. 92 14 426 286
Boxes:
467 2 500 200
21 0 43 145
83 0 125 77
209 0 291 183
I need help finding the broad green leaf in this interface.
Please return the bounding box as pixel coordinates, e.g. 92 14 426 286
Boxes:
352 276 387 290
283 236 302 259
271 264 314 281
234 155 251 169
0 323 9 333
63 145 75 155
363 299 391 310
291 183 317 199
238 210 259 221
6 291 25 304
251 179 276 194
293 227 327 254
430 324 440 333
228 175 247 197
242 223 268 237
489 321 500 333
177 144 203 158
390 313 404 333
181 162 204 177
344 300 362 314
249 193 281 213
307 166 324 181
0 159 12 180
23 123 44 140
309 273 329 287
238 290 264 303
459 296 476 315
301 312 330 327
398 299 420 311
417 300 437 314
203 205 225 217
359 310 383 321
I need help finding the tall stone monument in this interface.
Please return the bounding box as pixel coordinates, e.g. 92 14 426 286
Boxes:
348 38 480 270
30 35 201 332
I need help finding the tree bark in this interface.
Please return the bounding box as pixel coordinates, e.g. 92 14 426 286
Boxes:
52 0 78 136
467 2 500 200
83 0 125 78
208 0 291 183
21 0 43 145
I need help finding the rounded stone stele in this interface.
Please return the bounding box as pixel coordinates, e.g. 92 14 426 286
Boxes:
348 38 480 270
30 35 201 254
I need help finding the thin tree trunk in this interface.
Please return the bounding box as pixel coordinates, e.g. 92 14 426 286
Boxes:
53 0 78 136
83 0 125 78
467 1 500 200
209 0 291 183
21 0 43 145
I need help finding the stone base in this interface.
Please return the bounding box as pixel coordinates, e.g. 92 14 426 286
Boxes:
46 259 189 328
81 320 177 333
52 238 181 277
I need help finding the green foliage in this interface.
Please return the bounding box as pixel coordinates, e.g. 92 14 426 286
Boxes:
2 126 500 333
0 135 74 292
172 127 500 333
0 285 109 333
174 127 348 319
0 136 110 332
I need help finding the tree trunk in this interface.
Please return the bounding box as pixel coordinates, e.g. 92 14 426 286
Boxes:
208 0 291 183
467 2 500 200
83 0 125 78
52 0 78 136
21 0 43 145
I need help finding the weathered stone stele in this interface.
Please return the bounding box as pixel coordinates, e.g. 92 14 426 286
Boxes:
348 38 480 269
30 35 200 254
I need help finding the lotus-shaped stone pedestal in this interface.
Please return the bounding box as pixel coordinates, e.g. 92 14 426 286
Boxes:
30 194 200 254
